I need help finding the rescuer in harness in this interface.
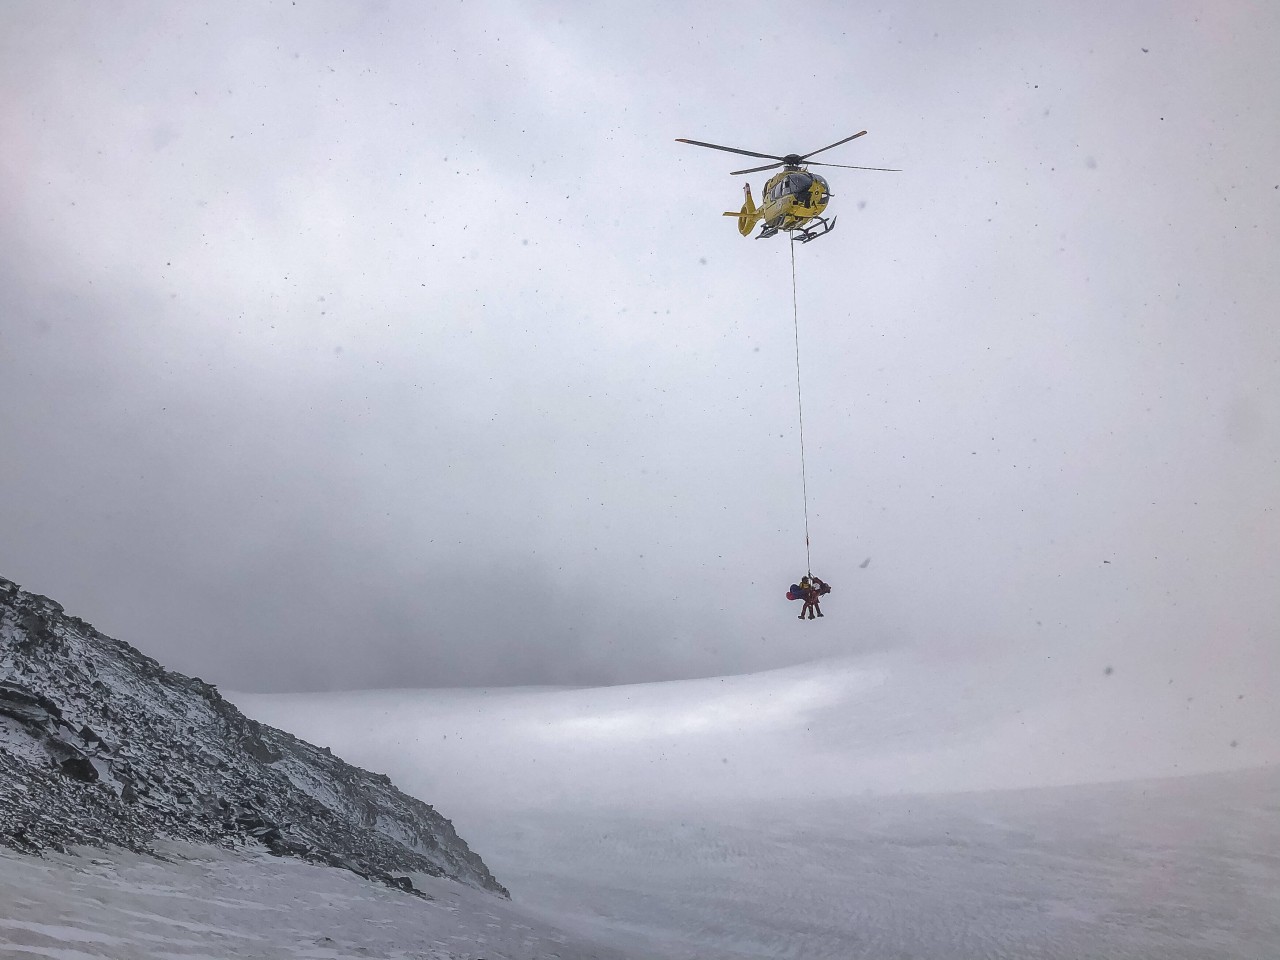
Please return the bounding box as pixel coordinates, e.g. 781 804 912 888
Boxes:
787 575 831 620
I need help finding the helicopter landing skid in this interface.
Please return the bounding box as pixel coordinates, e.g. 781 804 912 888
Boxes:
790 217 837 243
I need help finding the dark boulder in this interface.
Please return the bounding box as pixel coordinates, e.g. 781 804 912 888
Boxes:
0 682 65 728
59 755 99 783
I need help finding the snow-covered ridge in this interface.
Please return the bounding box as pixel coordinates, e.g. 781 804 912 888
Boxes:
0 575 506 897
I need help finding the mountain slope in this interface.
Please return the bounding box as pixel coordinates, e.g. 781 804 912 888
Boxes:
0 576 505 896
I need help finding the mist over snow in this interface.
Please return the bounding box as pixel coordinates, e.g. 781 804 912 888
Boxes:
235 643 1278 815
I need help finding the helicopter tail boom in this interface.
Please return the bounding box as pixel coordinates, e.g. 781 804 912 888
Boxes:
720 182 758 237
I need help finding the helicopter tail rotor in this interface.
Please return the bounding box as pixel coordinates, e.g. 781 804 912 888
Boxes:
721 182 759 236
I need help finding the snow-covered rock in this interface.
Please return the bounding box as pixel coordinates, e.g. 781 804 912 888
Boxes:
0 575 506 897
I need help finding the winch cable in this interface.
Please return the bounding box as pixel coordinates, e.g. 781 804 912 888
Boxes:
789 234 813 577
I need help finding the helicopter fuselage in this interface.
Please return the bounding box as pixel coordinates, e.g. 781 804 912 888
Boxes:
724 166 834 240
759 167 831 231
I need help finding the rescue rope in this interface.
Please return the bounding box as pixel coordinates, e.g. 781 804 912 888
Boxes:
789 234 812 577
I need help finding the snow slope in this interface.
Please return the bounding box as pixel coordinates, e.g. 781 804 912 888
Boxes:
5 644 1276 958
228 646 1280 958
0 840 628 960
465 768 1280 960
3 771 1275 960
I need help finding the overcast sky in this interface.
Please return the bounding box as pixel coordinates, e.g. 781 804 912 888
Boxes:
2 1 1277 692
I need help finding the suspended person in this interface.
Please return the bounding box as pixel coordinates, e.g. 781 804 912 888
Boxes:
797 575 831 620
799 576 819 620
793 575 816 620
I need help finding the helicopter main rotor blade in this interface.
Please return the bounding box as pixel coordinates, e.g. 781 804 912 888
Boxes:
730 161 785 175
807 161 902 172
675 138 786 162
800 130 868 160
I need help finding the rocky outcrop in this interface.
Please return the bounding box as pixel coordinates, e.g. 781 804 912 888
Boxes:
0 576 507 897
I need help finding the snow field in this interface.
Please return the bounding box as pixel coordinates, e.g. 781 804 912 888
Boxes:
460 768 1280 959
5 644 1277 958
0 840 628 960
230 645 1280 958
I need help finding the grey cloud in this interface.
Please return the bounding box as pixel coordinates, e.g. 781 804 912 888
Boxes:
2 1 1278 692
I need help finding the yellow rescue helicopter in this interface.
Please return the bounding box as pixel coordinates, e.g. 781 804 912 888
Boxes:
676 131 898 242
